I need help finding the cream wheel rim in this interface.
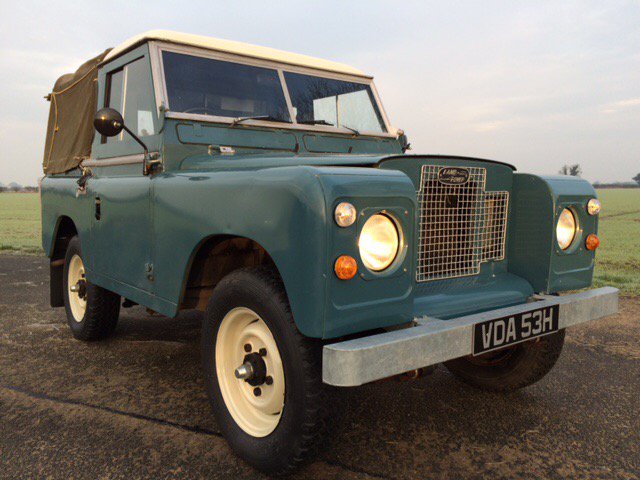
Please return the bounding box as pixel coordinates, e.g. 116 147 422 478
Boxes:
215 307 285 437
67 254 87 322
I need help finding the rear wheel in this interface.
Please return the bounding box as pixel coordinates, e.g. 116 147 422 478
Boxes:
63 236 120 341
202 266 325 475
444 330 566 392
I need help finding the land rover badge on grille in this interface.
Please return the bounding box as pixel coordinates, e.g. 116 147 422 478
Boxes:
438 167 470 185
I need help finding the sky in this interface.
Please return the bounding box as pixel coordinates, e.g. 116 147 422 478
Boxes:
0 0 638 185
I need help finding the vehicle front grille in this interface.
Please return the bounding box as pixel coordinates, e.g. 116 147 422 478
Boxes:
416 165 509 282
481 191 509 262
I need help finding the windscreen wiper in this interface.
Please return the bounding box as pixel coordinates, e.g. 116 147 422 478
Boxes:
230 115 291 127
298 119 360 136
298 119 334 126
340 124 360 136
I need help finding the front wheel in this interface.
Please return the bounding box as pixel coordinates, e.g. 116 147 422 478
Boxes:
444 330 566 392
201 266 325 475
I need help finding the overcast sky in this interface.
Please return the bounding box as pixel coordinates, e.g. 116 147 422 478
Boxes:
1 1 638 185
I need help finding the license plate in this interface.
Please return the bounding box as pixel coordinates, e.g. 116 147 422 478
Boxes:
472 305 559 356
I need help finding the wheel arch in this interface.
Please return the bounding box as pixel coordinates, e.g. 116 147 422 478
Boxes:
178 234 285 312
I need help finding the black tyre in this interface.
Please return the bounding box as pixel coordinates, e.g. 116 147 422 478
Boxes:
62 236 120 341
201 266 325 475
444 330 566 392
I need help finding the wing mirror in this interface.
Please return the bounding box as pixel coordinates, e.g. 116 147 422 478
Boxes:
397 129 411 153
94 107 125 137
93 108 160 174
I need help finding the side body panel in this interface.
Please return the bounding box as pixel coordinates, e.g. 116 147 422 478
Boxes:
41 175 92 257
151 166 328 337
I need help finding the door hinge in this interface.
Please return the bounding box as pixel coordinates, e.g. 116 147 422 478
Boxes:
145 263 154 281
76 167 92 197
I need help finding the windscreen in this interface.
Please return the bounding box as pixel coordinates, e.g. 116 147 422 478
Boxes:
284 72 386 133
162 51 291 122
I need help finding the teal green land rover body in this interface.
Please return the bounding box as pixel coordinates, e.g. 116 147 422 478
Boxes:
40 31 618 474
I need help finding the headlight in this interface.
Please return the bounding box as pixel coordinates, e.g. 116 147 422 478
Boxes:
358 214 399 271
556 208 577 250
587 198 601 216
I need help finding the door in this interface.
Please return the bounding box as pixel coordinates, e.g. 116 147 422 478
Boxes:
88 53 158 292
90 176 152 291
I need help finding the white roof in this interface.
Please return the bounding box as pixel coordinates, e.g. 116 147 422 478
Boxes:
104 30 368 77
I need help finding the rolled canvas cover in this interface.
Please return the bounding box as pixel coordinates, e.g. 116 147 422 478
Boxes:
42 49 111 175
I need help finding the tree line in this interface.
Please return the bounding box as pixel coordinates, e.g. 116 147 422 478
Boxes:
559 164 640 187
0 184 38 193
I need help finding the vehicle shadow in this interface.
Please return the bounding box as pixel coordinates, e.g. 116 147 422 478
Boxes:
108 307 558 477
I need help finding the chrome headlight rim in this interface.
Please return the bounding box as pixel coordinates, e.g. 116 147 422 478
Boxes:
556 207 578 251
358 212 405 273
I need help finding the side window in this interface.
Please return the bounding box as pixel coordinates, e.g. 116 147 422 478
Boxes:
105 70 124 144
125 59 156 137
103 57 156 145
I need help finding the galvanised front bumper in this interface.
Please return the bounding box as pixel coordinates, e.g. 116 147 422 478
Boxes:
322 287 619 387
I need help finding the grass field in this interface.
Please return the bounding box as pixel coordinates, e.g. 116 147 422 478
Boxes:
1 189 638 295
0 192 41 254
591 189 640 296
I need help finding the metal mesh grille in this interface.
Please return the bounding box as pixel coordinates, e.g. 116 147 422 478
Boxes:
482 191 509 262
416 165 509 282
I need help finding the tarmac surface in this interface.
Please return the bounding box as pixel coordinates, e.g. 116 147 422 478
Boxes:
0 254 639 479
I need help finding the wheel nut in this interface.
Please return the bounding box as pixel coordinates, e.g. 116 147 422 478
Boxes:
265 376 273 385
259 348 267 357
243 343 252 352
253 387 262 397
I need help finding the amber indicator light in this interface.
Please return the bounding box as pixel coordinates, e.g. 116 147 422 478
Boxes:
334 255 358 280
585 234 599 251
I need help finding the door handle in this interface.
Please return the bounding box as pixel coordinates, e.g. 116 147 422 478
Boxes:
95 197 101 220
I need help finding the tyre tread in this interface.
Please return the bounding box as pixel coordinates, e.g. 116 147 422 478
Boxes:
241 266 326 475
